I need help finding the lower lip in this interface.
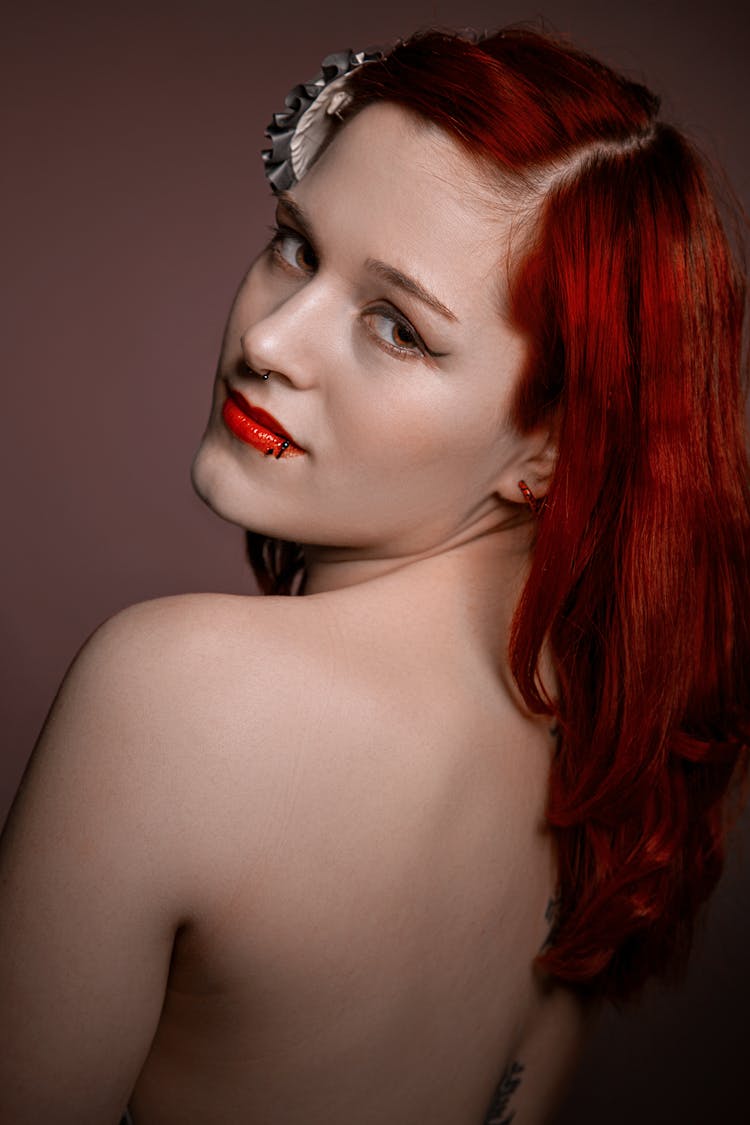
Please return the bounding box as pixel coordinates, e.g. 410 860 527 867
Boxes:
221 391 303 458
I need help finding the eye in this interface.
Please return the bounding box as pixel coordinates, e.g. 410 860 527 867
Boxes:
269 226 317 275
363 306 430 360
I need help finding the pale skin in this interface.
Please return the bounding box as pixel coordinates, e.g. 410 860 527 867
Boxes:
0 105 589 1124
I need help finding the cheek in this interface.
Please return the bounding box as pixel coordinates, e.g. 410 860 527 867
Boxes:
331 381 507 496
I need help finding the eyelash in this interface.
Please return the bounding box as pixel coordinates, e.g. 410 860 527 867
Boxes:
268 225 317 276
266 224 436 362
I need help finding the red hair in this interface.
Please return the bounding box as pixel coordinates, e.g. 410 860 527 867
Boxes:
250 28 750 998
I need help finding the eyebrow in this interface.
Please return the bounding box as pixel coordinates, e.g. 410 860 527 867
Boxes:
275 191 459 324
364 259 458 323
275 192 313 239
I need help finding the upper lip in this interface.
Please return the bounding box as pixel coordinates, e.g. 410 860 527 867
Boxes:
224 382 301 447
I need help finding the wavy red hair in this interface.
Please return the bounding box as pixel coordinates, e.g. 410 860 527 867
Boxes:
249 28 750 998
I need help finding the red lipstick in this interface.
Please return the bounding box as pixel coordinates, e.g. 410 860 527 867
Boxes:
221 385 304 458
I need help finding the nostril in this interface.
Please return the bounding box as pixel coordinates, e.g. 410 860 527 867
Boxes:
243 361 271 381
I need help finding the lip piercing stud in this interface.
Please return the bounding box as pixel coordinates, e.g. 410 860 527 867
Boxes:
275 440 290 459
265 447 274 456
261 371 270 380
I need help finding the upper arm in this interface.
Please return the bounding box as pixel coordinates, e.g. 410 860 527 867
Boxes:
0 603 203 1124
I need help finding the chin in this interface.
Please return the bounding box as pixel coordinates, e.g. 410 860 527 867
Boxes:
191 441 247 529
190 440 217 507
190 440 295 541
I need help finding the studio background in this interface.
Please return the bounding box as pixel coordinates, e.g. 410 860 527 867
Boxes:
2 1 748 1121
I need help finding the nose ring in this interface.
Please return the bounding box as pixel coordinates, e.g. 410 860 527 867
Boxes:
245 362 270 380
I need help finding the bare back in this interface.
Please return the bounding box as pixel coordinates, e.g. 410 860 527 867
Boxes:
121 563 587 1123
0 550 588 1125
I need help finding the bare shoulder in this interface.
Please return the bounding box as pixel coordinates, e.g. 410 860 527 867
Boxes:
53 588 350 812
21 586 548 924
84 590 335 678
60 591 330 734
75 591 278 687
5 593 305 895
85 589 393 731
35 592 330 803
0 592 289 1120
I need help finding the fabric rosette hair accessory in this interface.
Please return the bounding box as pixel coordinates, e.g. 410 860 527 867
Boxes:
262 47 384 191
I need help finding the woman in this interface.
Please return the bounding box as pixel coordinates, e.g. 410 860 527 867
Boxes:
1 25 747 1125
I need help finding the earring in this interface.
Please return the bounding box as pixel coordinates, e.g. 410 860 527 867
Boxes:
518 480 542 515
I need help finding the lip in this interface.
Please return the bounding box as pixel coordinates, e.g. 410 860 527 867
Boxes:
221 384 304 458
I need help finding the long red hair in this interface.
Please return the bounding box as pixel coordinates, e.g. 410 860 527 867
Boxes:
249 28 750 999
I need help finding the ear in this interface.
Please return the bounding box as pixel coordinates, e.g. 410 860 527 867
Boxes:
494 423 558 506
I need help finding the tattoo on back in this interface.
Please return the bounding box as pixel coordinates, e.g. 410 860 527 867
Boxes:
542 894 561 950
483 1059 525 1125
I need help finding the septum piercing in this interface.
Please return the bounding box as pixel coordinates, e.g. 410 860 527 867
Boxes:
246 364 270 380
253 367 286 458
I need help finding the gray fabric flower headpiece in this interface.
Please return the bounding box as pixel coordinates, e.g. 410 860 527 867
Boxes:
262 47 384 192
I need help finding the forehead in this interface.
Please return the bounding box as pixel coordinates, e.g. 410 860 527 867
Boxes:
291 102 518 316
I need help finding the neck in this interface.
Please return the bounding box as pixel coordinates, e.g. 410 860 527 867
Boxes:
301 508 535 598
302 510 540 706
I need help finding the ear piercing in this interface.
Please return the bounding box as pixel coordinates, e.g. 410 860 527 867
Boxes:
518 480 542 514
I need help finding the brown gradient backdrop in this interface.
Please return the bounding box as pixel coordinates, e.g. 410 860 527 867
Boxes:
2 0 748 1120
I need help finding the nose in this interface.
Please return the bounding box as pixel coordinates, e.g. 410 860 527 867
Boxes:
239 283 332 391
